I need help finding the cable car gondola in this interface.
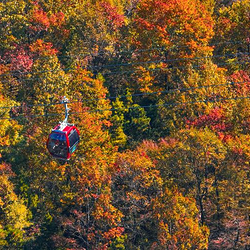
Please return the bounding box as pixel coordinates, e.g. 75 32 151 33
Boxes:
47 97 80 160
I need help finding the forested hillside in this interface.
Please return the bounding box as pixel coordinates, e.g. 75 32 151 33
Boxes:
1 0 250 249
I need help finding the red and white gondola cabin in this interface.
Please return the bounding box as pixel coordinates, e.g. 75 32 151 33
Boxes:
47 123 80 160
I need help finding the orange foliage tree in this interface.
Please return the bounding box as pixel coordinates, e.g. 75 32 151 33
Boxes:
112 147 209 249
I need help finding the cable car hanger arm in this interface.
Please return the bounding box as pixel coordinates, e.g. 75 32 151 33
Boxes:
62 96 70 125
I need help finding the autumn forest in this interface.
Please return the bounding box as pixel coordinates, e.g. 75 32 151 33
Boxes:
1 0 250 249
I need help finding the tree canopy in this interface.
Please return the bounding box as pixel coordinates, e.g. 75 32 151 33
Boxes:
1 0 250 249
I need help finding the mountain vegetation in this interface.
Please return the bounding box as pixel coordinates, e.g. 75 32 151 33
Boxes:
1 0 250 249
